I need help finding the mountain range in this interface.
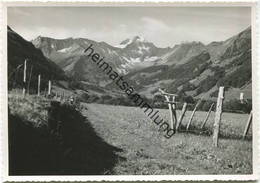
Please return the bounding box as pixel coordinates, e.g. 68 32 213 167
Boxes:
8 26 252 101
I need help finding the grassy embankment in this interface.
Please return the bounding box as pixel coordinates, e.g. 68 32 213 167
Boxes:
8 92 123 175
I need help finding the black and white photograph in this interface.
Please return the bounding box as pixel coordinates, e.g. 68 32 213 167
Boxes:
3 2 257 180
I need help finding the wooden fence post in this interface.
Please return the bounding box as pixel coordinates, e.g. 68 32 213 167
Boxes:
48 80 51 96
243 110 252 139
176 102 187 131
240 92 244 104
171 96 177 130
213 87 224 147
158 88 178 131
165 95 175 130
201 103 215 129
22 59 27 97
27 66 33 95
186 100 202 130
37 74 41 96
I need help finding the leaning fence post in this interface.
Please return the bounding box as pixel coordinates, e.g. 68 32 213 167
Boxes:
213 87 224 147
201 103 215 129
176 102 187 131
243 110 252 139
158 88 178 130
165 95 175 130
186 100 201 130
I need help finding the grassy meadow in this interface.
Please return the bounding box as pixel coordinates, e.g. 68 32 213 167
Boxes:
83 103 252 175
7 92 252 175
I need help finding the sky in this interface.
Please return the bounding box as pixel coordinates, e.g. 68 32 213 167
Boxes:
8 7 251 47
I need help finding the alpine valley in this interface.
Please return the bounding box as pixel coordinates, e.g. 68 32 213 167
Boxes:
9 26 252 103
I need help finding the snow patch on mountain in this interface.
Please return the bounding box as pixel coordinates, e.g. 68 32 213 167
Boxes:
126 57 141 63
117 67 128 74
57 46 72 53
144 56 159 62
137 45 150 54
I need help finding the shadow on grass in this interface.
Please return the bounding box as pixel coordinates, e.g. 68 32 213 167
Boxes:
9 101 125 175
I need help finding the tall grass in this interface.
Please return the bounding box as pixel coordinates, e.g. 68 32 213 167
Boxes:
8 91 49 127
8 92 123 175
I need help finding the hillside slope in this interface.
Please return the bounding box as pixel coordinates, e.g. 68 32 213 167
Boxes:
8 26 66 90
8 94 123 175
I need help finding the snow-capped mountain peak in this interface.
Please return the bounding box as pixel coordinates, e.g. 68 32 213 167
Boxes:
115 36 147 49
132 36 146 42
115 39 132 48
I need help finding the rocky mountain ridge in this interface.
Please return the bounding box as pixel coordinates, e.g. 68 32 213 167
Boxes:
31 26 252 101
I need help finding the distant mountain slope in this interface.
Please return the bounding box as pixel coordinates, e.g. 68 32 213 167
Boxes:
159 41 207 65
8 26 66 89
31 26 251 101
126 27 252 101
32 35 171 82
